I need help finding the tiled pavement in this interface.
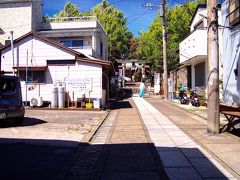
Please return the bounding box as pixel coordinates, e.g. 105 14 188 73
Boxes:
66 97 239 179
133 96 239 179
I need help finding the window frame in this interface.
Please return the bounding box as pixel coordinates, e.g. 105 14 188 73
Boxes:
228 0 240 26
59 39 84 48
18 70 46 84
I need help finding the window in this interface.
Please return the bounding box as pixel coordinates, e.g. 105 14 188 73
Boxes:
47 60 76 65
100 41 103 57
195 62 205 87
60 40 83 48
229 0 240 26
19 70 45 83
0 78 15 93
194 20 204 30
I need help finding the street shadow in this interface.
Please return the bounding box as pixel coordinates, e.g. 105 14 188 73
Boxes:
0 117 47 128
220 118 240 137
0 138 232 180
0 138 85 180
109 100 133 110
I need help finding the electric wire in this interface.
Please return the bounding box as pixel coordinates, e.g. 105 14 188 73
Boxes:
127 9 151 25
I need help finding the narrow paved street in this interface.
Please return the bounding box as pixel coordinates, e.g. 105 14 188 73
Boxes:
0 97 239 179
65 96 239 179
66 99 167 179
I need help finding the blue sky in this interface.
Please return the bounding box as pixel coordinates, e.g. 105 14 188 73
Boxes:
42 0 162 37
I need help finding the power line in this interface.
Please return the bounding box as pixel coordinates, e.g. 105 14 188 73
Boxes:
111 0 126 5
127 9 151 25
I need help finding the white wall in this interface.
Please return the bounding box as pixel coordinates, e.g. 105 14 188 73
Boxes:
1 36 75 70
222 0 240 106
0 1 42 46
0 2 32 46
180 29 207 63
190 8 208 31
1 35 103 103
42 20 98 30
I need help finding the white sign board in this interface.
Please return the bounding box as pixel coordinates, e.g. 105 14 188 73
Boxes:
154 72 160 85
66 78 92 92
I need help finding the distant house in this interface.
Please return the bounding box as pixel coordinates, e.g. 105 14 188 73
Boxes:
0 33 113 106
117 59 150 81
221 0 240 106
179 4 223 96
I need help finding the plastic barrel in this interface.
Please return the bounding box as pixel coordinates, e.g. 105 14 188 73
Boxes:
58 86 65 108
51 87 58 108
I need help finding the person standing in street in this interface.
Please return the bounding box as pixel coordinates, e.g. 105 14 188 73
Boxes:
139 79 145 97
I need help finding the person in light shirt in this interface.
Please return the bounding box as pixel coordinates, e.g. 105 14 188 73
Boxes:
139 79 145 97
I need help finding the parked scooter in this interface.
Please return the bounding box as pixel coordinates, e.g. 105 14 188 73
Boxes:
190 90 200 106
179 90 189 104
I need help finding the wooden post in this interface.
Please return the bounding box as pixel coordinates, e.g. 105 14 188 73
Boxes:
207 0 220 133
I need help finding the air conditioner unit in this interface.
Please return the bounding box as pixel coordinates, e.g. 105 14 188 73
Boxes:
30 96 43 107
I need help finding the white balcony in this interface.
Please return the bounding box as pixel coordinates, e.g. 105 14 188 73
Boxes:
179 29 207 64
73 47 93 56
42 16 98 30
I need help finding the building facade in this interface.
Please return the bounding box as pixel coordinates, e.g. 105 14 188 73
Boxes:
0 0 111 107
221 0 240 106
0 33 112 106
0 0 42 47
179 4 223 96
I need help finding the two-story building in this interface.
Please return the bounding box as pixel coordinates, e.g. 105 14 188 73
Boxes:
221 0 240 106
0 0 111 107
179 4 223 96
39 16 108 61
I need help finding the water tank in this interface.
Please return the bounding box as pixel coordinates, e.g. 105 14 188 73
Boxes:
37 96 43 107
58 86 65 108
51 87 58 108
93 98 100 108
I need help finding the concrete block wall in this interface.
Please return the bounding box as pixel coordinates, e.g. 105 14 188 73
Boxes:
0 0 42 46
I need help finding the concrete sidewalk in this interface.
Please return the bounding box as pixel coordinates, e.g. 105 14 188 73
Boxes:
133 96 239 179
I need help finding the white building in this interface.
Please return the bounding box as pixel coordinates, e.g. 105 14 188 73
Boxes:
221 0 240 106
0 0 112 107
179 4 223 96
39 16 108 60
0 0 108 61
0 33 113 106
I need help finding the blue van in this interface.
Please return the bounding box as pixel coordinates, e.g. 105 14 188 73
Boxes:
0 75 25 121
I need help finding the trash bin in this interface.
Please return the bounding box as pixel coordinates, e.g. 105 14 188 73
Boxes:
93 98 100 108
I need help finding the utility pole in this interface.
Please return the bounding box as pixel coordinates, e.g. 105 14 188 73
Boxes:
207 0 219 133
161 0 168 100
10 30 15 75
144 0 168 100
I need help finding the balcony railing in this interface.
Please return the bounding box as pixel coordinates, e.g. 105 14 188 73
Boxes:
70 45 92 49
43 16 97 23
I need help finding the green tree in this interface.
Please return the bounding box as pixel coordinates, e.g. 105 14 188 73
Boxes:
136 1 198 73
54 2 82 20
136 16 163 73
166 1 197 70
90 0 133 62
128 38 139 59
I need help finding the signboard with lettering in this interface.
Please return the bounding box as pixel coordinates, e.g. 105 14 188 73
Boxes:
66 78 92 92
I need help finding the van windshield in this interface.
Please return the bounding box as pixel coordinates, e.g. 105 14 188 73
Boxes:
0 78 16 93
